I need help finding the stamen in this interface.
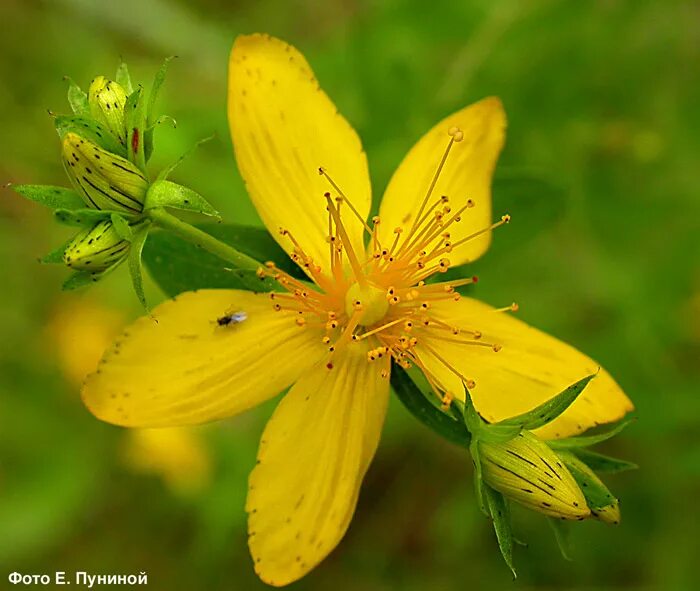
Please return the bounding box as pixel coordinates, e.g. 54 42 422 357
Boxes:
407 131 459 238
325 193 367 286
319 168 377 242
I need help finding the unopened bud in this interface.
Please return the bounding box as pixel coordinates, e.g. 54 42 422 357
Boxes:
88 76 128 144
62 132 147 213
479 431 590 520
63 220 130 272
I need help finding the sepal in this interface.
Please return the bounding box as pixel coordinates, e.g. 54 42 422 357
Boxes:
144 180 219 218
10 184 84 210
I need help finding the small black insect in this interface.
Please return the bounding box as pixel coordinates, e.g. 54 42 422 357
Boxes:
216 311 248 327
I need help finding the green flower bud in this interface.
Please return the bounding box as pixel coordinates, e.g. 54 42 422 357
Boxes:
63 220 130 272
479 431 590 520
88 76 128 144
62 132 147 213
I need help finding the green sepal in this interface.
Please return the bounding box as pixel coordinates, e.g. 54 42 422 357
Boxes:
547 517 573 561
110 213 134 241
128 225 151 312
461 388 521 444
39 237 75 264
10 184 84 210
55 115 126 157
389 366 471 449
570 448 638 474
557 451 619 519
146 114 177 133
64 77 88 115
116 61 134 95
497 374 596 431
54 208 119 227
470 440 488 515
62 270 103 290
124 87 147 171
157 136 213 182
484 486 516 578
548 416 635 450
144 56 176 162
144 180 219 218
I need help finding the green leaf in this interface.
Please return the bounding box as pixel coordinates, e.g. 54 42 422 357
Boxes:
157 136 212 182
54 208 117 227
389 366 471 448
548 416 635 449
116 61 133 95
124 87 147 171
570 448 638 474
64 77 88 115
11 184 85 210
497 374 596 431
144 180 219 218
484 486 516 578
54 115 126 157
547 518 573 561
141 223 302 297
110 213 133 241
128 226 150 312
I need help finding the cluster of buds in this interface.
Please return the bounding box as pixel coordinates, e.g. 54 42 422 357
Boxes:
11 59 219 305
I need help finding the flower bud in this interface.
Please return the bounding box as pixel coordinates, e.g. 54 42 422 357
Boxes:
88 76 128 144
479 431 590 520
63 220 130 273
62 132 147 213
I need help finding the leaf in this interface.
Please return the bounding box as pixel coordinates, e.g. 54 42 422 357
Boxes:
54 115 126 157
141 223 303 297
116 61 134 94
110 213 133 241
64 77 88 115
128 226 150 312
484 486 517 578
144 180 220 218
124 87 147 171
570 448 638 474
54 208 117 227
547 518 573 561
548 416 635 449
11 184 85 210
389 366 471 448
497 374 596 431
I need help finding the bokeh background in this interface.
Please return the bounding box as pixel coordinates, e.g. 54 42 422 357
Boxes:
1 0 699 589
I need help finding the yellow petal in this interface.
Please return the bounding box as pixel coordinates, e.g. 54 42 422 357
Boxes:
82 290 324 427
228 34 371 276
377 97 506 266
417 297 633 438
247 345 390 586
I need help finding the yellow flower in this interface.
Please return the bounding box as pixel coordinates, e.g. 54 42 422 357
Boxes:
81 34 633 586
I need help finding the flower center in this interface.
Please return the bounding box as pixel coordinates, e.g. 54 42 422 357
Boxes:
253 126 516 408
344 281 389 327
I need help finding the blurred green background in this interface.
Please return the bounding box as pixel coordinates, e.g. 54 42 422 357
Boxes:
1 0 699 589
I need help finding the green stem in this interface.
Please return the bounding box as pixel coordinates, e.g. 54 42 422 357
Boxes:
147 207 261 270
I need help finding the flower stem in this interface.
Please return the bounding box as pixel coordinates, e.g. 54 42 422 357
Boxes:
147 207 261 271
